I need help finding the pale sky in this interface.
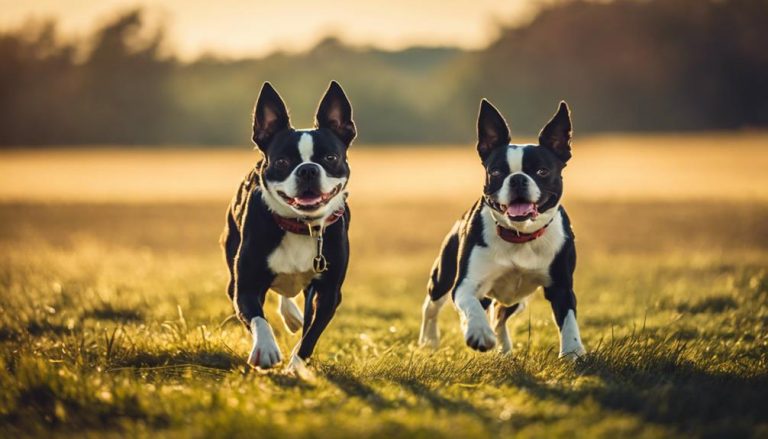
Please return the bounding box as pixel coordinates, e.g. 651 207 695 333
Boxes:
0 0 537 59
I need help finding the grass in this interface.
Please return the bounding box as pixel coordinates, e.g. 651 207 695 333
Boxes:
1 140 768 438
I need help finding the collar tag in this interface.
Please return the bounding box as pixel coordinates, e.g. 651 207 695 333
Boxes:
312 234 328 273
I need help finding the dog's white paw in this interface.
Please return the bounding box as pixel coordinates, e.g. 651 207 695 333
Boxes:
279 296 304 334
248 317 283 369
285 352 316 382
558 309 586 360
464 320 497 352
419 318 440 349
559 344 586 360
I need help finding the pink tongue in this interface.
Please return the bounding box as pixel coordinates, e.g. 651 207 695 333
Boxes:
296 196 322 206
506 202 536 217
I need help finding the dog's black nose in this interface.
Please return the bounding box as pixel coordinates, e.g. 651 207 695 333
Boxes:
509 174 528 188
296 163 320 180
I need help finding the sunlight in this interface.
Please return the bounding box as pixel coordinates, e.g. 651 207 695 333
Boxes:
0 0 532 59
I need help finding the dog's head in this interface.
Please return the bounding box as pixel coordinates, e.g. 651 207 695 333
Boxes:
252 81 355 219
477 99 573 228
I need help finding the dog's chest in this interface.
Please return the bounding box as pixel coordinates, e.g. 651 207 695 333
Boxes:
485 265 550 305
474 215 566 305
480 247 553 305
267 233 317 297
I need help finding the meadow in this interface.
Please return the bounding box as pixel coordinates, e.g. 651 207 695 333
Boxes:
0 133 767 438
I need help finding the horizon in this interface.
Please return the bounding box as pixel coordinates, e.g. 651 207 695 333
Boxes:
0 0 537 60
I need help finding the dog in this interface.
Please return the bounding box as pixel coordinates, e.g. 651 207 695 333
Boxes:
222 81 355 374
418 99 586 359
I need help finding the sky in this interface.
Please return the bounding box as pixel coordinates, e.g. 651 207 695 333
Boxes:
0 0 537 60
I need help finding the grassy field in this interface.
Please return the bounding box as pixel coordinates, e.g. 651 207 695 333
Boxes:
1 134 767 438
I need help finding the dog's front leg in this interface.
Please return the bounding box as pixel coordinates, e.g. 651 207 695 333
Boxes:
544 237 586 359
454 280 496 352
544 286 585 359
237 280 282 369
234 238 281 369
284 285 324 380
236 274 282 369
285 281 341 380
287 223 349 376
288 284 340 372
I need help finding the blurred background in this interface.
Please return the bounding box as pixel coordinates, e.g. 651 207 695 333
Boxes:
1 0 766 146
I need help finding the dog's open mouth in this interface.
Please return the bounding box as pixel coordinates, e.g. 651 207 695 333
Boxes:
277 184 342 211
486 196 539 221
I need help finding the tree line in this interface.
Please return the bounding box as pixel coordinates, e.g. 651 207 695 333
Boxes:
0 0 766 146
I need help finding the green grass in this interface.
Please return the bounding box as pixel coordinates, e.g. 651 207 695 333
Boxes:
0 200 767 438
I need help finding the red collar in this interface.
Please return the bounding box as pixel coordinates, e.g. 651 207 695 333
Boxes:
496 222 550 244
272 208 345 235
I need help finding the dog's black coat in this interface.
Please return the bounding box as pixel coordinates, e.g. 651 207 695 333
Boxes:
222 81 354 363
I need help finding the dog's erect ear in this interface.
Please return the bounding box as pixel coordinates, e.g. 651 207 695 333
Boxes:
477 99 511 160
539 101 572 163
252 82 291 151
315 81 356 146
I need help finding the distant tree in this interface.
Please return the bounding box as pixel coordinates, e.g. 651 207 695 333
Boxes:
0 1 766 146
470 0 768 133
78 10 174 144
0 21 75 144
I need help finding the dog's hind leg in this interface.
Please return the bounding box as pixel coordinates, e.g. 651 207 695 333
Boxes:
492 299 527 354
419 293 448 349
279 296 304 334
544 232 586 360
420 224 460 349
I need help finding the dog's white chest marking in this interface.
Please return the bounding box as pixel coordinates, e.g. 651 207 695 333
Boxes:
463 208 566 306
267 232 316 297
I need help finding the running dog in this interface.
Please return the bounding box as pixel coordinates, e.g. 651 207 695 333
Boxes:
222 81 355 373
418 99 586 359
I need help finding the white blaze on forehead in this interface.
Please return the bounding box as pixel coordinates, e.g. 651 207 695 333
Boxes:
506 145 524 173
297 133 314 163
498 144 542 206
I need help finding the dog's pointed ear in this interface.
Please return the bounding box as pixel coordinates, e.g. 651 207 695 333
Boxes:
477 99 510 160
539 101 572 163
315 81 356 146
252 82 291 151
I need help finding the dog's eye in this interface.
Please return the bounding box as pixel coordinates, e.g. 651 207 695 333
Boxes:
489 168 503 177
536 168 550 177
325 154 339 162
274 158 290 169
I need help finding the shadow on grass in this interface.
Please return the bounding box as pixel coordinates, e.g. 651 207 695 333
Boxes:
82 303 143 322
3 383 171 431
109 349 243 376
675 295 739 314
262 367 313 390
575 355 767 438
322 364 393 409
497 345 768 438
0 321 73 341
396 378 496 424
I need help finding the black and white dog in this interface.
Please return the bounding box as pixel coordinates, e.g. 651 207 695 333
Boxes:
418 100 586 359
222 81 355 374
